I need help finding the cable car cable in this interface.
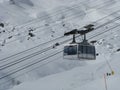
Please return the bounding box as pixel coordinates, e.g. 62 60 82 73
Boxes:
1 8 120 65
0 19 120 86
1 13 120 71
0 24 120 79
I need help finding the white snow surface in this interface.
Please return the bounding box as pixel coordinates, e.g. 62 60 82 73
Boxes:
9 52 120 90
0 0 120 90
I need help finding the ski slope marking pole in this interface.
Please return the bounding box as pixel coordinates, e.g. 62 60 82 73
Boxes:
104 74 108 90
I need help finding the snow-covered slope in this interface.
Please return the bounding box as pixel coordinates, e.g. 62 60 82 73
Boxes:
0 0 117 24
0 0 120 90
9 51 120 90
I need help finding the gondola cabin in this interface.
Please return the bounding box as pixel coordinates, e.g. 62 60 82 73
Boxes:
63 24 96 60
63 42 96 60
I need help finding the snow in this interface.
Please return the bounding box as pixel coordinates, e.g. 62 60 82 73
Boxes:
0 0 120 90
9 52 120 90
